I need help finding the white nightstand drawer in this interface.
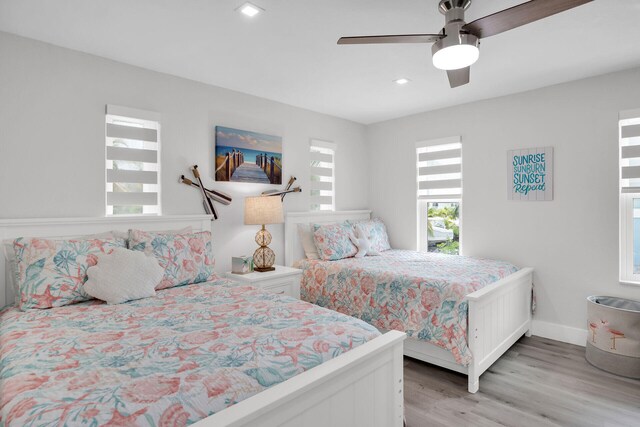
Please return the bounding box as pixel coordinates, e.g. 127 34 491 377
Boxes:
224 265 301 299
263 281 293 297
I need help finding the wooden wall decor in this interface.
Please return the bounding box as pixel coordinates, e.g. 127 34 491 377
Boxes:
261 176 302 201
180 165 233 220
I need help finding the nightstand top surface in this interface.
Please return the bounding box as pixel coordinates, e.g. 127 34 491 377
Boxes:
225 265 301 282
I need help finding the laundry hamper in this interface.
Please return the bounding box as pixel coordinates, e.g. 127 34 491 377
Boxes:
586 296 640 378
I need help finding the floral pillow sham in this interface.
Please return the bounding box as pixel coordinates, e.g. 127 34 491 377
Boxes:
12 237 127 310
312 222 357 261
347 218 391 252
128 229 217 289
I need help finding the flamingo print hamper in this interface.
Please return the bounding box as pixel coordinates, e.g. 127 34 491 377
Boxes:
586 296 640 378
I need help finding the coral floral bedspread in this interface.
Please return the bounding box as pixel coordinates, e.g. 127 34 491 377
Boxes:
0 279 380 426
295 250 519 365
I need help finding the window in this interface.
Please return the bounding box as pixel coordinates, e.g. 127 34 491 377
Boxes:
416 137 462 254
309 140 336 211
105 105 161 216
619 108 640 285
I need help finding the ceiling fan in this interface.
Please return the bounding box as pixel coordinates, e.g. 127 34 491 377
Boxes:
338 0 593 88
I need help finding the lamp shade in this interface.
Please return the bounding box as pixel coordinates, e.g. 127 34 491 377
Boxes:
244 196 284 225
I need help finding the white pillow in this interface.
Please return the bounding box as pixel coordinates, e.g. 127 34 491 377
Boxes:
84 248 163 304
297 223 320 260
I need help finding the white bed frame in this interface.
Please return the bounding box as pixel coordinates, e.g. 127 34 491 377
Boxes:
0 215 406 427
285 210 534 393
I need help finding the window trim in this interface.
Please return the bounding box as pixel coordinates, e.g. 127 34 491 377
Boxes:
619 108 640 286
416 136 462 253
417 200 430 252
619 195 639 285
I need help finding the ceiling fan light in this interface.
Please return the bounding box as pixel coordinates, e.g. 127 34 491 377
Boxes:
432 34 479 70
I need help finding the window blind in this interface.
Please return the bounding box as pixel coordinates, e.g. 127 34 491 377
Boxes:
620 115 640 194
310 140 336 211
416 137 462 200
105 105 161 215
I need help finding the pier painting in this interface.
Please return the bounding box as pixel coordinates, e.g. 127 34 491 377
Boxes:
215 126 282 184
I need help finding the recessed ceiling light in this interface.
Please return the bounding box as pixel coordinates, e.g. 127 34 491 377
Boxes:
394 78 411 85
237 2 263 17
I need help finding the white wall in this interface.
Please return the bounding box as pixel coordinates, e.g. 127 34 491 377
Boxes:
3 30 640 344
0 32 369 273
367 67 640 343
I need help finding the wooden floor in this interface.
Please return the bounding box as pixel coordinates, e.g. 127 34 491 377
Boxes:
404 336 640 427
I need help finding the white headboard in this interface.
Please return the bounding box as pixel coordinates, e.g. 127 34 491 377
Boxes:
0 215 212 308
284 210 371 266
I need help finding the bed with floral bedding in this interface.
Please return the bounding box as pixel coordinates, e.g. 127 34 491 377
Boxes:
0 278 380 427
294 249 519 366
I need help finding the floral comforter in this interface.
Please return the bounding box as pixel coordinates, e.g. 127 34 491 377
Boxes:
295 250 519 365
0 279 380 426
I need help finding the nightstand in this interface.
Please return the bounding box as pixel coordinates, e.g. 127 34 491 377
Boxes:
224 265 301 299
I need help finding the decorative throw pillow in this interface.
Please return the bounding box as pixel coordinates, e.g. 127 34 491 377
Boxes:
13 237 127 310
349 224 381 258
2 240 21 306
123 226 191 250
297 223 321 260
156 226 192 234
84 248 163 304
128 230 217 289
312 222 357 261
3 231 127 307
348 218 391 252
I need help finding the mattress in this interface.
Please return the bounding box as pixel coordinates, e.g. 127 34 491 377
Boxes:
0 278 380 426
295 249 519 365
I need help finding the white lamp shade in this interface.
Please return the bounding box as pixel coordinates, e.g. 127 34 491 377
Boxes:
244 196 284 225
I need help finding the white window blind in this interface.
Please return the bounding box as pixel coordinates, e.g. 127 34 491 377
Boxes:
620 116 640 194
310 140 336 211
416 136 462 200
105 105 161 216
619 108 640 285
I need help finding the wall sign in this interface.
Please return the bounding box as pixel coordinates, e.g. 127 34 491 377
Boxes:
507 147 553 201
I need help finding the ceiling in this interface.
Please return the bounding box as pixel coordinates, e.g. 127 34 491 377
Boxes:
1 0 640 124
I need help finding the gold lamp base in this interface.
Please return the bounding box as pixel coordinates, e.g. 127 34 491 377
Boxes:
253 225 276 272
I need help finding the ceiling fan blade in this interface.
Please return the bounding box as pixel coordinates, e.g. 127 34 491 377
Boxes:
447 67 470 88
463 0 593 39
337 34 442 45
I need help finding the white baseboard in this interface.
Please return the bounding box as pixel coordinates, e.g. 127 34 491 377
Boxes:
531 320 587 347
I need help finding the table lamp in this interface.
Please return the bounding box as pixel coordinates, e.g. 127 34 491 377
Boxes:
244 196 284 272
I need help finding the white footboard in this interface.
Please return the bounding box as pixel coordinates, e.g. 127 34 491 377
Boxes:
466 267 533 392
196 330 407 427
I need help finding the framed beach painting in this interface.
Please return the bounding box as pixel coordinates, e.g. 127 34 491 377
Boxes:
215 126 283 184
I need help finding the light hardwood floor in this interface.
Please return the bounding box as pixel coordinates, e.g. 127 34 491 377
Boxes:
404 336 640 427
